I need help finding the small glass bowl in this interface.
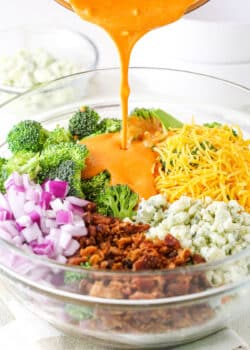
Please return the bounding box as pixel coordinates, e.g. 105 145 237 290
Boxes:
0 26 99 99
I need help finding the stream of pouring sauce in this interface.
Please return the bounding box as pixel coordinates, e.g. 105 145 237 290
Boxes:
69 0 197 198
69 0 196 150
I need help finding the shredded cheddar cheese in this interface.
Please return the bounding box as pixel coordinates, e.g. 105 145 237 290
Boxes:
154 124 250 212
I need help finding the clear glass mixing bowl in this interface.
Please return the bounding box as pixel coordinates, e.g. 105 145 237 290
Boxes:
0 68 250 349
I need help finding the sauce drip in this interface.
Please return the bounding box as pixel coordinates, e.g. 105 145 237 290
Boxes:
69 0 197 149
81 133 157 199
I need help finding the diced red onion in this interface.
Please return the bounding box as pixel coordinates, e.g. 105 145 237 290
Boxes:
0 193 11 211
50 198 64 212
61 224 87 237
11 258 34 275
0 229 12 242
15 222 24 232
0 209 13 221
45 210 57 219
64 239 80 257
26 188 41 203
44 180 69 199
0 173 89 262
7 188 25 219
13 172 23 186
40 192 53 210
21 244 33 253
0 221 20 238
22 223 42 243
59 231 72 250
46 229 61 245
29 211 41 225
45 218 58 229
56 255 67 264
5 173 25 193
62 200 72 211
73 215 87 227
16 215 32 228
66 196 89 207
28 266 51 281
24 201 36 214
70 204 84 216
39 218 50 235
12 235 24 246
4 176 15 191
31 240 54 257
22 174 32 189
49 271 65 286
46 230 63 256
56 210 73 225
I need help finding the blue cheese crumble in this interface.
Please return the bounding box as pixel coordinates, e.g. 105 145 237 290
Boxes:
136 195 250 262
0 48 78 89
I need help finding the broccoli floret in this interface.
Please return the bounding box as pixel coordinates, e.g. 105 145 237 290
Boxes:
0 158 7 193
44 126 72 148
38 143 89 196
39 142 89 170
69 106 100 139
56 160 83 197
65 304 93 321
7 120 49 154
130 108 154 119
98 118 122 134
64 262 91 285
204 122 222 128
38 160 83 197
81 261 91 268
81 171 110 202
204 122 238 137
64 271 84 285
96 184 139 219
0 158 6 168
130 108 183 129
3 152 40 182
232 128 238 137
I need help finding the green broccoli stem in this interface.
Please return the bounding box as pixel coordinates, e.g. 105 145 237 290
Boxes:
152 109 183 129
130 107 183 130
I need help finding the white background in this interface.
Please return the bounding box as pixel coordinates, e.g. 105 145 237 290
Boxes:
0 0 250 347
1 0 250 86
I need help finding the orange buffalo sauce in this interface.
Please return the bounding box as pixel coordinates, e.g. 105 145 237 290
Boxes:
81 133 157 199
69 0 196 150
68 0 196 197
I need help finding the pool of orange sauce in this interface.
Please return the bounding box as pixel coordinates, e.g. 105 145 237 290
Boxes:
68 0 196 197
81 133 157 199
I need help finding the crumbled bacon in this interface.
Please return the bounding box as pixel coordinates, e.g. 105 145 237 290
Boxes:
66 207 213 333
68 209 202 271
67 207 210 300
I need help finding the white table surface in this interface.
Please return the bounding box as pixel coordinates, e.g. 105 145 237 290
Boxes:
0 0 250 347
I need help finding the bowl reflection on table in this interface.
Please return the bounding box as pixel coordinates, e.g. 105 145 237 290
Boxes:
0 68 250 349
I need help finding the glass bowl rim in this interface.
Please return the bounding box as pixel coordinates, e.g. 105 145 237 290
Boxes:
0 66 250 278
1 66 249 109
0 25 99 95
